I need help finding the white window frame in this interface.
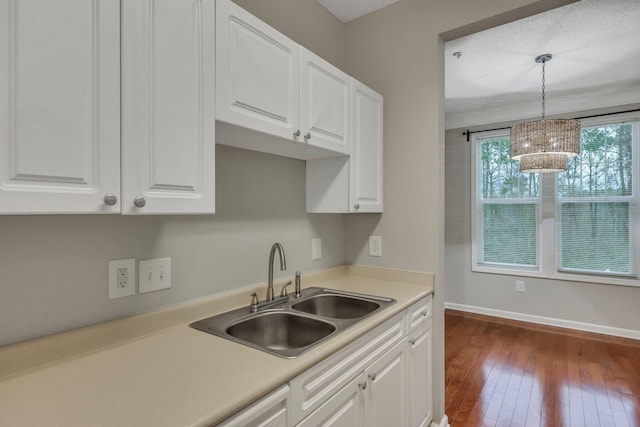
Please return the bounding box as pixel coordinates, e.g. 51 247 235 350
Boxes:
471 113 640 287
471 129 544 277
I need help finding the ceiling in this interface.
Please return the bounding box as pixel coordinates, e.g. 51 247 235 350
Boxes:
318 0 640 130
317 0 401 23
445 0 640 129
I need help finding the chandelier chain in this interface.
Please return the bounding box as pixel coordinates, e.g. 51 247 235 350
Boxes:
541 60 546 119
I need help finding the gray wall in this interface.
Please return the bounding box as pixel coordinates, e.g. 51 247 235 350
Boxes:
445 104 640 332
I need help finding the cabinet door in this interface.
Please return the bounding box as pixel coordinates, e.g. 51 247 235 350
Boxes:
409 319 433 427
0 0 120 213
299 48 350 155
364 340 408 427
296 375 364 427
218 385 289 427
121 0 215 214
216 0 299 142
350 79 383 213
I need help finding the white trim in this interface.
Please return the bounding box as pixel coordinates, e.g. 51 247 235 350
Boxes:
431 414 450 427
445 302 640 341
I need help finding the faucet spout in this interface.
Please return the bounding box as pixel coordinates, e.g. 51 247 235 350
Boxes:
267 243 286 301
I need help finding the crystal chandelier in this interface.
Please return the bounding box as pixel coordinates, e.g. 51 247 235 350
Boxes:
510 54 581 173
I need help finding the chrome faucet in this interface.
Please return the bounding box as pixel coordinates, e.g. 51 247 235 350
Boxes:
267 242 286 301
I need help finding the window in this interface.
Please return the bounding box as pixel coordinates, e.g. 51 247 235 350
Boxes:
474 134 540 269
472 113 640 286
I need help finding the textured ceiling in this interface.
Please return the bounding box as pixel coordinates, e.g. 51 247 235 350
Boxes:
445 0 640 129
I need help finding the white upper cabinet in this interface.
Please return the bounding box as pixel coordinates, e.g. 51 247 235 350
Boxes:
0 0 121 213
300 47 351 155
215 0 350 159
121 0 216 214
0 0 215 215
350 80 383 213
306 79 383 213
216 0 300 142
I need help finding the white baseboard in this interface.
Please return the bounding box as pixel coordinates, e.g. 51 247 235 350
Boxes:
431 414 450 427
445 302 640 341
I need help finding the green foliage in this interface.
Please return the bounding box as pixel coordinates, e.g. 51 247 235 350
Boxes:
558 124 633 198
479 137 539 200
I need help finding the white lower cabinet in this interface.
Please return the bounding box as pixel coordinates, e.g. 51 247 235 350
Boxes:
217 385 289 427
408 319 433 427
219 296 433 427
295 340 408 427
296 375 364 427
364 340 408 427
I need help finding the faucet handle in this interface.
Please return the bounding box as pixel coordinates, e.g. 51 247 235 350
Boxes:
280 281 292 297
250 292 259 313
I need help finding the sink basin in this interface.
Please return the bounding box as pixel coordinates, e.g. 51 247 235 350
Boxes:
226 312 336 354
292 294 380 319
190 287 396 358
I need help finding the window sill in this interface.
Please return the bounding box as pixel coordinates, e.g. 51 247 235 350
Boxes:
472 265 640 287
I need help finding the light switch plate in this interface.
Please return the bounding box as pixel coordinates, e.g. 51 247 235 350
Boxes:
108 258 136 299
139 257 172 294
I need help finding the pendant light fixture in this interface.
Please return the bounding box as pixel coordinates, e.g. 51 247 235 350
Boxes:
510 54 581 173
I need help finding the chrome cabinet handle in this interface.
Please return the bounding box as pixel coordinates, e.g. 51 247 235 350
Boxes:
409 338 416 345
304 132 311 141
354 203 360 210
359 381 367 390
103 194 118 206
133 196 146 208
368 373 377 381
293 129 301 138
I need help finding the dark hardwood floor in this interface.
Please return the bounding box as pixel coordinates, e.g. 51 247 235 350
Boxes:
445 310 640 427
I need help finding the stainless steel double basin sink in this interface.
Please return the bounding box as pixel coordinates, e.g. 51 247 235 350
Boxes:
190 287 396 358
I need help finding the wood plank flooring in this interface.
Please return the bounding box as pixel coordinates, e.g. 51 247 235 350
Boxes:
445 310 640 427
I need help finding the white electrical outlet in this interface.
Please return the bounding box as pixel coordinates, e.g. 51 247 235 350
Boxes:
516 280 525 293
108 258 136 299
369 235 382 257
139 257 172 294
312 238 322 260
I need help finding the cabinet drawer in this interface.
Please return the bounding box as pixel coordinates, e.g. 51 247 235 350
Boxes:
295 374 364 427
217 385 289 427
288 312 405 425
407 295 432 334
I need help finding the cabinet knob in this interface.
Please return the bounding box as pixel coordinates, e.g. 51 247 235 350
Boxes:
359 381 367 390
293 129 301 138
133 196 146 208
103 193 118 206
304 132 311 141
409 338 416 345
354 203 360 210
421 311 428 317
368 373 377 381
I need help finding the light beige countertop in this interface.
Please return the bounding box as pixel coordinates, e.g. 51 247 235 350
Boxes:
0 265 433 427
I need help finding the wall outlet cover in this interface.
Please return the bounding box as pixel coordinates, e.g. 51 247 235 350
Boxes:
312 238 322 260
369 235 382 257
108 258 136 299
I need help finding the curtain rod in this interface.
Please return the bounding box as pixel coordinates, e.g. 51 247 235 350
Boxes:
462 108 640 142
